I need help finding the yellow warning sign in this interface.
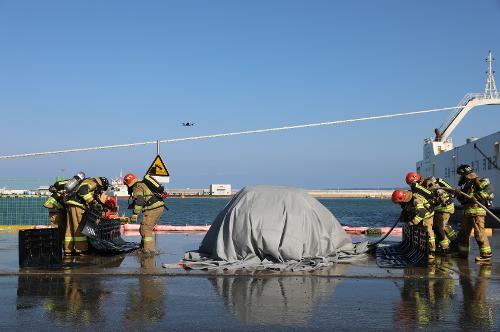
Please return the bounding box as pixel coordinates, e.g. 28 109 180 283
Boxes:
147 155 170 176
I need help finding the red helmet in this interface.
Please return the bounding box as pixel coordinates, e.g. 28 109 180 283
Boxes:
392 190 411 204
405 172 422 185
124 173 138 186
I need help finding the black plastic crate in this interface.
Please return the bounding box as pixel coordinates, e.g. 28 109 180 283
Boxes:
19 228 62 268
81 208 139 253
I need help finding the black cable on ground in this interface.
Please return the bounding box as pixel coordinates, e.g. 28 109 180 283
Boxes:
367 216 402 251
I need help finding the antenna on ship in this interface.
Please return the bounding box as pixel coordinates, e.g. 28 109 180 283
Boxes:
484 50 499 98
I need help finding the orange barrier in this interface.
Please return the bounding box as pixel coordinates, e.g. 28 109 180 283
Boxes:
30 224 210 233
33 224 400 235
120 223 211 233
28 224 492 237
380 227 402 235
342 226 403 236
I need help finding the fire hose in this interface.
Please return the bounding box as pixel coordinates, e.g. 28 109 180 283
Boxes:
440 187 500 225
368 215 402 250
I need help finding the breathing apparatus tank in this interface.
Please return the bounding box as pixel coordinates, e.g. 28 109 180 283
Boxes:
63 171 86 194
143 174 166 200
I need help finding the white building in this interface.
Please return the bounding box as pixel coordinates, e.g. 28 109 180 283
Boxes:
210 184 231 196
0 188 29 195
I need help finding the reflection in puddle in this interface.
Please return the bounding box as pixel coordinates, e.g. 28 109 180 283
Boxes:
210 265 351 326
16 255 128 326
16 253 166 327
457 260 494 330
17 275 109 325
395 257 495 330
13 255 497 330
125 254 166 323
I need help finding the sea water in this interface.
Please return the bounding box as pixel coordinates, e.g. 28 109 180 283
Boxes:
118 197 401 227
0 197 400 227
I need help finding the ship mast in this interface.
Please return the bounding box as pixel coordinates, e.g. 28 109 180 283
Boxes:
484 50 499 98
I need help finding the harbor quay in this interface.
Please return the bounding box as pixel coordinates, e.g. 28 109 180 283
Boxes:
307 189 393 198
0 232 499 330
166 189 393 198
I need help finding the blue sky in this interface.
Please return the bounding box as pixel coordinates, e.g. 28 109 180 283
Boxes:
0 0 499 189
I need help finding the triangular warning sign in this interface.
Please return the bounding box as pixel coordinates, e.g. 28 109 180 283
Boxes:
147 155 170 176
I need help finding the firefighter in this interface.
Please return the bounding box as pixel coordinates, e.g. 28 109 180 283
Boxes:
64 176 109 255
405 172 434 200
406 172 458 252
123 173 165 253
43 177 70 237
454 165 494 262
425 177 456 252
392 189 436 261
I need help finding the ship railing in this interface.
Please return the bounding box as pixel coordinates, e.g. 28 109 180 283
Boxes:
457 92 484 106
424 137 452 144
439 93 487 134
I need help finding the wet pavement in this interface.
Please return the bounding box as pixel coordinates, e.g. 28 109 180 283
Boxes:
1 231 500 330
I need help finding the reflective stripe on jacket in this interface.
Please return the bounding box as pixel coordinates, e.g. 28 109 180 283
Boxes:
131 182 164 214
43 196 64 210
463 206 487 216
406 193 434 225
459 176 490 216
43 179 70 210
435 203 455 214
410 182 433 201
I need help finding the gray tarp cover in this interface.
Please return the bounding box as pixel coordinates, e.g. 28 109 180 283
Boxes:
166 185 367 271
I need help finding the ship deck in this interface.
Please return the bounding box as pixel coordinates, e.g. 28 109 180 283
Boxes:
1 232 499 330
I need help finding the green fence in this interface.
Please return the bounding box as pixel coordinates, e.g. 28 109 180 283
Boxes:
0 197 48 225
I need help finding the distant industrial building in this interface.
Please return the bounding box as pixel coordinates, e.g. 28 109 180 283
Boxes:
210 184 232 196
0 186 51 197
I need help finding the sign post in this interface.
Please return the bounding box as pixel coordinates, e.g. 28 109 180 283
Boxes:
147 142 170 184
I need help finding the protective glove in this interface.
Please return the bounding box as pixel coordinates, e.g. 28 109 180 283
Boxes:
90 200 104 211
453 187 462 197
410 218 420 226
130 214 138 222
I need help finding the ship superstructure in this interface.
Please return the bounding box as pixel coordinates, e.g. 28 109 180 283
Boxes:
107 172 129 199
417 51 500 207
